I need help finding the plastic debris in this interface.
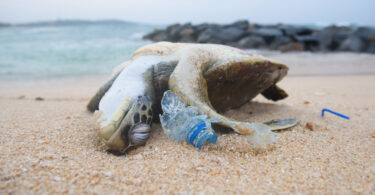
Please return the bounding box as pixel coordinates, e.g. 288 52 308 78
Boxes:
159 90 217 149
321 108 350 120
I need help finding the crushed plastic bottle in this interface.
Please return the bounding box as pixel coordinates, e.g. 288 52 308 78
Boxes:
159 90 217 149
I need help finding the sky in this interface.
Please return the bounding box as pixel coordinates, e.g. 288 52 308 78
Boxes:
0 0 374 26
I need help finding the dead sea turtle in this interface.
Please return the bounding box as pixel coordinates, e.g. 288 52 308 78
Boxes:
87 42 298 155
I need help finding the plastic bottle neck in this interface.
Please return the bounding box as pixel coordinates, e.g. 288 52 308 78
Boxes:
186 122 217 149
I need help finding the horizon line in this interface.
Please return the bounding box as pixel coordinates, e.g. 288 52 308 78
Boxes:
0 18 373 28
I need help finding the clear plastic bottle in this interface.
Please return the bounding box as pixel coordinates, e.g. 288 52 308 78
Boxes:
159 90 217 149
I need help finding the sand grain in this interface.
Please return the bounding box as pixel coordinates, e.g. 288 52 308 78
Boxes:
0 75 374 194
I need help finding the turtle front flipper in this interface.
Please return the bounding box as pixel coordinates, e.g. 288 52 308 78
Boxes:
87 72 120 112
93 55 161 155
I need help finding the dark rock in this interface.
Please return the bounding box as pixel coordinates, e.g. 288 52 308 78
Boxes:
166 23 193 42
197 27 221 43
278 25 298 36
146 23 195 42
355 27 375 41
249 28 283 44
295 35 319 42
142 20 375 53
143 29 168 42
179 28 194 37
315 28 334 51
270 36 293 49
215 27 246 42
166 24 182 41
316 26 353 51
178 27 195 42
194 23 216 34
225 20 249 30
198 25 246 43
151 32 168 42
367 41 375 53
179 35 195 43
237 36 266 48
278 25 314 37
278 43 304 52
334 28 352 42
246 23 261 32
353 27 375 53
295 35 319 51
295 28 314 36
339 36 365 52
250 28 283 37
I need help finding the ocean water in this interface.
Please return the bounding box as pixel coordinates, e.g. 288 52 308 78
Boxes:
1 22 374 81
0 23 156 80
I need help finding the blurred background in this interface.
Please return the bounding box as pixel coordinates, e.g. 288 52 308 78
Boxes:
1 0 374 80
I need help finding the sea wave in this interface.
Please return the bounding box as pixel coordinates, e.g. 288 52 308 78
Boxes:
0 23 155 80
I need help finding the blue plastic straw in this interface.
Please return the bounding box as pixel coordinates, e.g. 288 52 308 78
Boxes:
321 108 350 120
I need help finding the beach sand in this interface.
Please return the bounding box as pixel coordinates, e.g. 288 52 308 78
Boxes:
1 53 375 194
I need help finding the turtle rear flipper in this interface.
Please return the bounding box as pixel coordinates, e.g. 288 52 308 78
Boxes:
205 57 288 112
261 84 288 101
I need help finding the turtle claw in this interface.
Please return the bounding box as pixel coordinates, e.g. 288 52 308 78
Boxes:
129 123 151 146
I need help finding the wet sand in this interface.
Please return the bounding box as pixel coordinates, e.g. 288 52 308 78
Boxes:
0 53 375 193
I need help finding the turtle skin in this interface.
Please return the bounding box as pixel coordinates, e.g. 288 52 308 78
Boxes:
88 42 296 155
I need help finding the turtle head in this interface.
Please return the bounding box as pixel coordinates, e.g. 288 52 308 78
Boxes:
265 60 288 83
95 95 153 155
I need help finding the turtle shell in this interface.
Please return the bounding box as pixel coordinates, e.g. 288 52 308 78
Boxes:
205 58 288 112
151 57 288 114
